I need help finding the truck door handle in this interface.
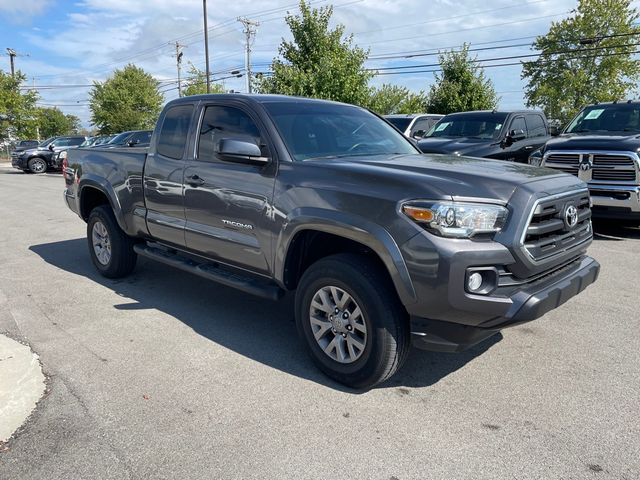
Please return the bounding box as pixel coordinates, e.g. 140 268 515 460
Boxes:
524 145 534 150
186 174 205 187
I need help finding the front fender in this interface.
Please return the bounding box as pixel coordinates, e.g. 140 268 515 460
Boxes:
275 207 417 306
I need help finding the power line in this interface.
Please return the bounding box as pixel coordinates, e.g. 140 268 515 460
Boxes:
372 48 640 76
367 41 640 72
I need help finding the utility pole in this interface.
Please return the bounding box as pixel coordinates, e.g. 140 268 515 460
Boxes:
4 48 29 77
237 17 260 93
173 42 186 97
203 0 211 93
32 77 40 140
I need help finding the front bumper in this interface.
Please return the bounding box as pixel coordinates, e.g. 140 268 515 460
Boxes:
11 157 27 170
410 256 600 352
588 184 640 219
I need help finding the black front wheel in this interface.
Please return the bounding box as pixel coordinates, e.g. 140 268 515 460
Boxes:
295 253 410 389
87 206 137 278
28 157 47 174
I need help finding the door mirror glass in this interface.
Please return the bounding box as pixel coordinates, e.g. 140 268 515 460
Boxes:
508 129 526 142
412 129 426 139
216 138 268 164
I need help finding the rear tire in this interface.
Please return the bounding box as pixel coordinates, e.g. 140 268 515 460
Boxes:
295 253 410 389
87 206 137 278
28 157 47 174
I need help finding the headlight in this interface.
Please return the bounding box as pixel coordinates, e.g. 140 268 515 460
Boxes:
402 201 508 238
59 151 67 160
528 148 543 166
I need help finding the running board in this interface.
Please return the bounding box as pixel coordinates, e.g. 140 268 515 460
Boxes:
133 244 285 301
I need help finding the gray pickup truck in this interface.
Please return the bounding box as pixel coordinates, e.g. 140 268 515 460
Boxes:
64 94 599 388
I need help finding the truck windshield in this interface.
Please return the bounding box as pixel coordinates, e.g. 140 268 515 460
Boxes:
38 137 55 148
385 117 412 131
107 132 133 145
565 104 640 133
264 102 419 161
425 113 507 139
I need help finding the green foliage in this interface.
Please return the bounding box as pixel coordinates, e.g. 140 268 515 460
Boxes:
426 44 499 114
36 107 81 138
257 0 372 105
89 64 164 134
0 70 39 143
182 64 226 96
366 84 428 115
522 0 640 124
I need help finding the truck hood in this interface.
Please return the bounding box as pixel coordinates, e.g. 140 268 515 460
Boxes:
544 133 640 152
305 153 573 203
416 137 494 156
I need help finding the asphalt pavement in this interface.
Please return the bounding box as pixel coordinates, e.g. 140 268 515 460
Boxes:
0 163 638 480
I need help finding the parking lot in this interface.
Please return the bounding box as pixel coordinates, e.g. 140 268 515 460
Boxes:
0 163 638 480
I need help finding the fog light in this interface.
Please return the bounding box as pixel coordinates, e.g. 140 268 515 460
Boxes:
467 272 483 292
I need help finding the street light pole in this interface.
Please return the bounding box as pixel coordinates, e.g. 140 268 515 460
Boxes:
203 0 211 93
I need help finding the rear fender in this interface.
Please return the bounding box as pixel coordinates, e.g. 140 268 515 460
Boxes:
78 175 128 232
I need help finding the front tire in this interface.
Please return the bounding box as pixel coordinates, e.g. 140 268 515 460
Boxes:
28 157 47 174
295 253 410 389
87 206 137 278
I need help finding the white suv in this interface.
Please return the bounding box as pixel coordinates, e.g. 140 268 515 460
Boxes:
384 114 444 138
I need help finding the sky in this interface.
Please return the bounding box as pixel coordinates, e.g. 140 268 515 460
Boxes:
0 0 584 129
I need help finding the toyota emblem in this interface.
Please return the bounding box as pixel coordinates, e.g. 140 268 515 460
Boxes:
564 204 578 228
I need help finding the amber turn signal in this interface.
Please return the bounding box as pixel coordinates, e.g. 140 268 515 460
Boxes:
402 206 434 223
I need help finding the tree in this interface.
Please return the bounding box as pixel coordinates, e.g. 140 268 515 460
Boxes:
182 64 226 96
257 0 372 105
522 0 640 124
0 70 39 144
89 64 164 134
36 107 81 138
366 84 428 115
426 44 498 114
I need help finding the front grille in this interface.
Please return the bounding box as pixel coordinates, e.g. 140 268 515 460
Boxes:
544 151 639 183
522 190 592 262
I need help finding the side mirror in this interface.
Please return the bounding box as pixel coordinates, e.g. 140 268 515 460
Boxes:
127 140 139 147
508 129 526 142
216 138 268 165
48 144 55 151
412 130 426 139
549 126 560 136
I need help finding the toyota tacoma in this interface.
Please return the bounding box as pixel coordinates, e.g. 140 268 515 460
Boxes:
63 94 599 388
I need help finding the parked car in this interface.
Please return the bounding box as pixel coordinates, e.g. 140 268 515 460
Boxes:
12 135 86 173
529 100 640 224
64 94 598 389
9 140 39 162
100 130 152 148
52 137 99 169
417 110 553 163
384 114 444 138
90 135 116 146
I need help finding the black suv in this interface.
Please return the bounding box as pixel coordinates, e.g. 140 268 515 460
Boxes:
417 110 553 163
12 136 86 173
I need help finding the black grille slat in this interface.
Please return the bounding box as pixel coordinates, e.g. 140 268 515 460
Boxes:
523 192 592 262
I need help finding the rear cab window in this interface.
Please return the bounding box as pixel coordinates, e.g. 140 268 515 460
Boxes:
157 105 194 160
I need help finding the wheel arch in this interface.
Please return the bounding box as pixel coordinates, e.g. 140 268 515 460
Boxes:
276 209 416 306
78 176 128 232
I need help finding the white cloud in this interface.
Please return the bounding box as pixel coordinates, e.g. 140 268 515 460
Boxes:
15 0 580 127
